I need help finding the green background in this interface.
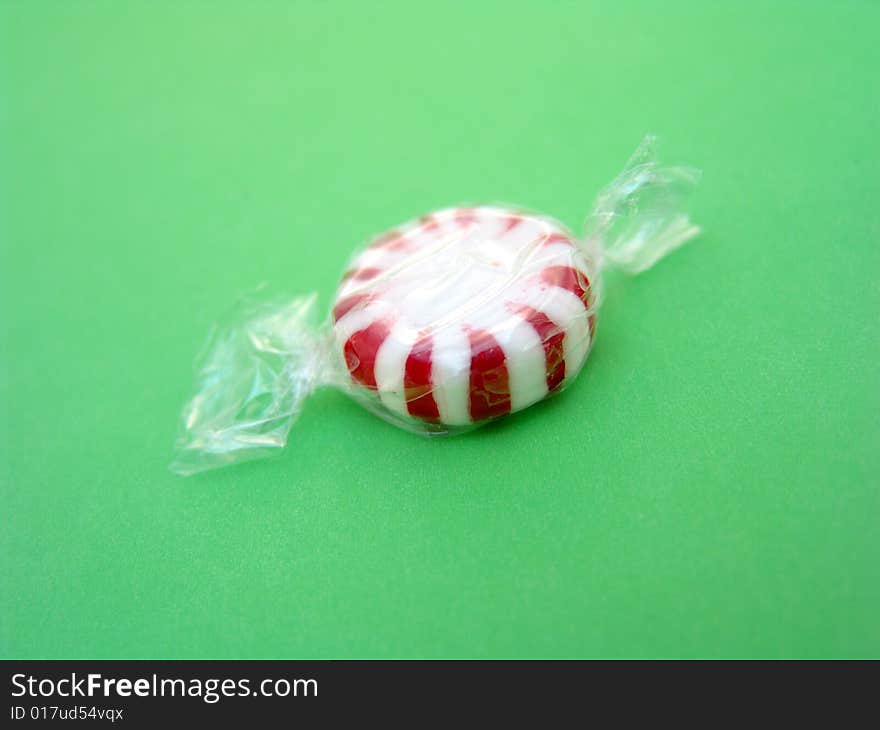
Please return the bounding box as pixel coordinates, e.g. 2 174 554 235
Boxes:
2 1 878 659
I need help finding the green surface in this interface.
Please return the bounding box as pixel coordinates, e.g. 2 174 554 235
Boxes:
2 1 878 659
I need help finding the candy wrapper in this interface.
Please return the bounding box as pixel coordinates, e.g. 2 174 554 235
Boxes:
171 136 700 475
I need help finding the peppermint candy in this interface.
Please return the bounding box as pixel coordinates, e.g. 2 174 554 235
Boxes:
332 206 597 429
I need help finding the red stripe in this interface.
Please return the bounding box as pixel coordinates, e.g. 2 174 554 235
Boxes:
419 214 439 233
541 265 591 306
332 293 369 322
542 232 571 246
515 305 566 392
371 230 410 251
372 229 400 246
467 329 511 421
454 208 478 227
344 319 392 388
351 266 382 281
501 214 523 234
404 336 440 422
339 266 384 284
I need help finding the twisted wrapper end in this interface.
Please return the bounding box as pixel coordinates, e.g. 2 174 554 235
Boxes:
584 135 701 274
170 292 332 476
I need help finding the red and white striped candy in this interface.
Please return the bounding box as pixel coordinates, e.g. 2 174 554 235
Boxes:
331 206 597 428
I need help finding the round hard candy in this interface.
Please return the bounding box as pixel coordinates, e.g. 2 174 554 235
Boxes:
331 206 597 429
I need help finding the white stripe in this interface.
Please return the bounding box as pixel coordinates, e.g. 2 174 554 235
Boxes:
333 301 388 344
509 282 591 386
430 323 471 426
373 324 414 419
489 304 548 412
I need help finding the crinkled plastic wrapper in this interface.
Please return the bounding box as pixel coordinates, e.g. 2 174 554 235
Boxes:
171 136 700 475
